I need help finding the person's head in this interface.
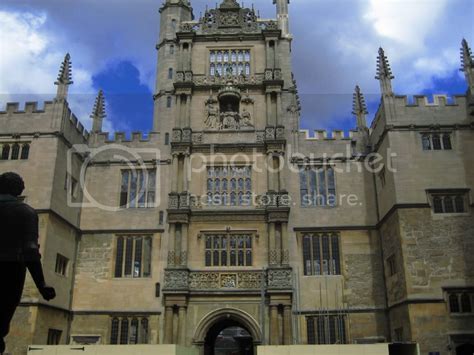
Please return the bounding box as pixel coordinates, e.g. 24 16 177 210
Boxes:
0 172 25 196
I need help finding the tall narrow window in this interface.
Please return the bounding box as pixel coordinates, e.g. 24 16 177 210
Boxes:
168 68 173 79
302 233 341 276
115 236 152 278
110 318 120 344
455 196 465 213
169 45 175 55
1 144 10 160
433 197 443 213
442 134 452 150
449 294 460 313
47 329 62 345
120 318 129 344
165 132 170 145
422 135 431 150
444 197 454 213
461 293 472 313
166 96 172 108
432 134 442 150
20 143 30 159
55 254 69 276
10 143 20 160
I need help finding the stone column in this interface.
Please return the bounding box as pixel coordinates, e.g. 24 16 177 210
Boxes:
268 222 276 265
181 223 188 266
274 40 280 69
283 305 292 345
270 305 280 345
276 93 282 126
175 95 182 127
172 154 179 192
266 93 273 126
183 153 190 192
281 222 289 265
278 153 284 192
265 40 271 69
267 154 275 192
168 223 176 267
186 94 192 127
164 306 174 344
178 306 187 345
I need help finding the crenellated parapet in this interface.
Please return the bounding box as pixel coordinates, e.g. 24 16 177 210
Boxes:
87 131 161 147
0 101 89 143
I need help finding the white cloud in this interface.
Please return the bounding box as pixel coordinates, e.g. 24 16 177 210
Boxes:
364 0 448 53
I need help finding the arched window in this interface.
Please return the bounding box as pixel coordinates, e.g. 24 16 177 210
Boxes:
230 192 236 206
210 51 216 62
171 19 177 31
245 63 250 75
214 178 220 192
231 51 237 62
168 68 173 79
433 197 443 213
244 50 250 61
210 64 215 76
422 135 431 150
238 50 243 62
1 144 10 160
217 51 222 62
442 134 452 150
223 51 229 62
205 250 212 266
245 178 251 191
232 63 237 75
449 294 460 313
10 143 19 160
216 63 222 76
455 196 465 213
169 45 175 55
238 63 244 75
432 134 441 150
444 196 454 213
110 318 120 344
165 133 170 145
20 143 30 159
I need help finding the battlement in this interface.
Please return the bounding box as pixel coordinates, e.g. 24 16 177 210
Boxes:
394 94 466 107
89 131 161 146
0 101 55 114
299 129 355 141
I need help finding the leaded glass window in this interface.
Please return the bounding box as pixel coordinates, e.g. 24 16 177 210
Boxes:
120 169 156 208
422 133 452 150
430 192 467 214
206 166 252 206
302 233 341 276
307 315 346 345
299 166 337 207
209 49 251 76
204 233 253 267
114 236 152 278
110 317 149 344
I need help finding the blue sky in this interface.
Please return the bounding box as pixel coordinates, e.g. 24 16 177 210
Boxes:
0 0 473 134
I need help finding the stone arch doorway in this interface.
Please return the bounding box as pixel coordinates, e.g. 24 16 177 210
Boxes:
193 308 262 355
456 343 474 355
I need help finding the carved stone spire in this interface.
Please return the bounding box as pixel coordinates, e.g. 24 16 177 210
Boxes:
375 47 394 96
55 53 73 101
352 85 368 128
461 38 474 90
91 90 106 133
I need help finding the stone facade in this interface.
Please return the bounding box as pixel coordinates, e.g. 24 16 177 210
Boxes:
1 1 473 355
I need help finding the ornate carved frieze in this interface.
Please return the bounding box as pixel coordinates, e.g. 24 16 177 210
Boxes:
164 269 189 290
172 129 182 143
182 128 192 142
267 268 293 290
193 74 264 87
188 271 265 290
281 250 290 265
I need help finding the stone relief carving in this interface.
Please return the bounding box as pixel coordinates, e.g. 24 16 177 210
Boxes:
185 271 266 290
267 269 293 289
220 274 237 288
164 269 189 290
194 74 263 87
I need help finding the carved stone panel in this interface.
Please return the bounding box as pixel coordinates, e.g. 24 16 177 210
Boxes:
267 268 293 290
164 269 189 290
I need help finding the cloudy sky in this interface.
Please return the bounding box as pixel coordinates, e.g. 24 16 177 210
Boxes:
0 0 473 134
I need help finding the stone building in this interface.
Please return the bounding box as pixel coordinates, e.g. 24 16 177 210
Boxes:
1 0 473 354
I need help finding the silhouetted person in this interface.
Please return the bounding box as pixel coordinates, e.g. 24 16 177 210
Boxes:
0 172 55 354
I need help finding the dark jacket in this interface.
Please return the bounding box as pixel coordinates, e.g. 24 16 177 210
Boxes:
0 194 41 263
